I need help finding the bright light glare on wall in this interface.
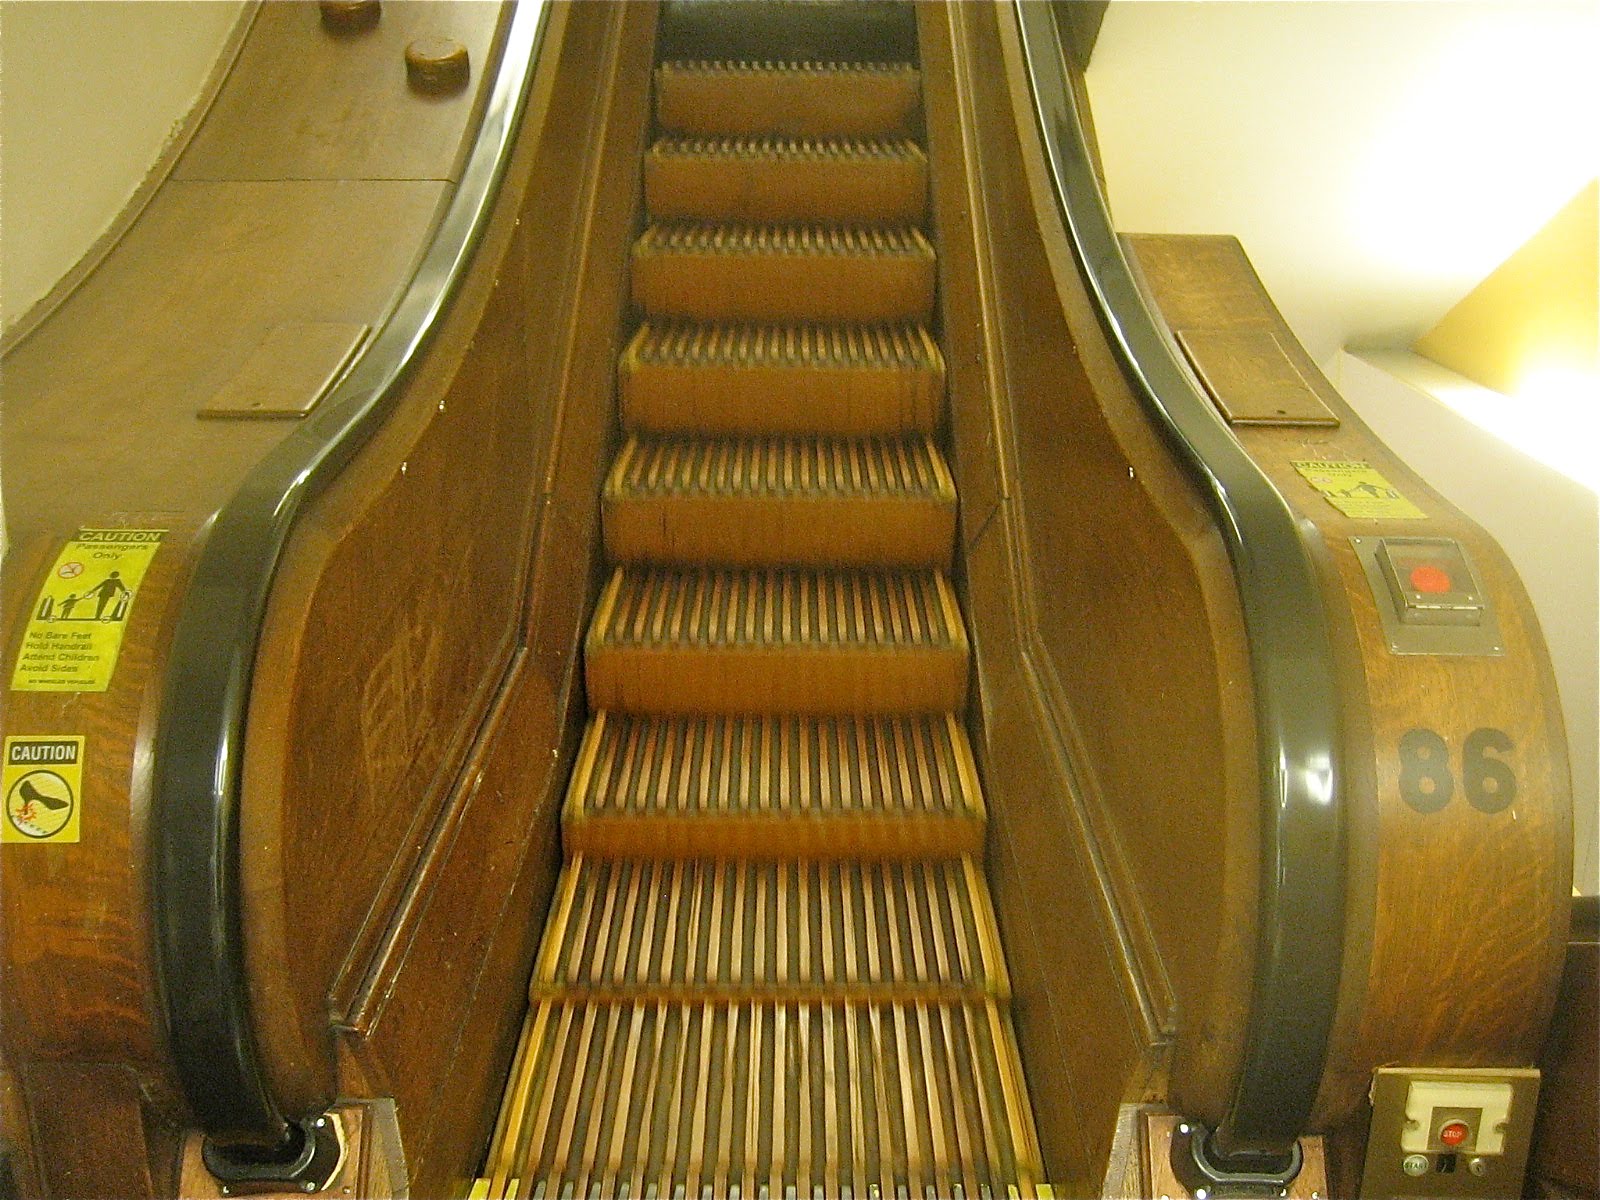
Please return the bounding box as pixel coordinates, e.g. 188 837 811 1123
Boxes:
1427 365 1600 495
1352 10 1599 293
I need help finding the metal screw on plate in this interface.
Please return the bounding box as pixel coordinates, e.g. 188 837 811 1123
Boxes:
1402 1154 1429 1177
1467 1158 1488 1177
319 0 380 34
405 36 470 94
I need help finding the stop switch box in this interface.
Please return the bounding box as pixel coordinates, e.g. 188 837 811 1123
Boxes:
1361 1067 1539 1198
1352 536 1503 657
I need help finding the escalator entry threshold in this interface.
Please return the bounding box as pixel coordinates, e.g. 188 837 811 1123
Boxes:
480 58 1050 1200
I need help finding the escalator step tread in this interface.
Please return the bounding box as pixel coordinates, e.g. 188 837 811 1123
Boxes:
632 222 936 323
584 566 969 715
532 855 1009 1001
646 134 928 224
656 59 922 139
564 711 986 859
603 433 956 567
621 319 945 436
637 221 932 258
498 998 1044 1200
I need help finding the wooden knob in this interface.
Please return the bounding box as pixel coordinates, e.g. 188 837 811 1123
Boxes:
405 37 470 94
319 0 380 34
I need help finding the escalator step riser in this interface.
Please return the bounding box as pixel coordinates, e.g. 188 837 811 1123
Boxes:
656 60 923 139
620 319 945 437
646 135 928 224
532 856 1010 1001
563 712 986 860
633 222 936 323
585 567 969 715
503 1000 1043 1200
604 435 956 568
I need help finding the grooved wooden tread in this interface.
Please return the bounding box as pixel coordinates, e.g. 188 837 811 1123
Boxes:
639 222 931 259
656 60 922 138
632 222 936 323
603 434 956 567
585 567 969 715
532 856 1009 1002
564 712 986 859
620 319 945 436
646 135 928 224
491 999 1044 1200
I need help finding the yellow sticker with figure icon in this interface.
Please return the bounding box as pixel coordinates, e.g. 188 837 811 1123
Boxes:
12 529 165 692
3 737 84 844
1292 460 1426 520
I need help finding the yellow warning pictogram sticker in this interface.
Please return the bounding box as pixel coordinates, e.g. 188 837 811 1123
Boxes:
12 529 165 693
3 737 84 844
1292 460 1427 520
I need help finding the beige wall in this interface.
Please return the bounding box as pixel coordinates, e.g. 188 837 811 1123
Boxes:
0 0 249 332
1088 1 1599 365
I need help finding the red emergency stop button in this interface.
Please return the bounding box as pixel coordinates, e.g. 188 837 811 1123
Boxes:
1409 564 1453 594
1440 1120 1471 1148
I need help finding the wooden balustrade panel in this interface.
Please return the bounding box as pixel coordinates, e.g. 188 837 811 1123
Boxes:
0 0 536 1193
236 4 659 1194
1126 233 1573 1129
920 4 1264 1186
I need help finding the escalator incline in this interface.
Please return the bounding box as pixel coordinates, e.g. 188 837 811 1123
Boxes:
485 58 1047 1200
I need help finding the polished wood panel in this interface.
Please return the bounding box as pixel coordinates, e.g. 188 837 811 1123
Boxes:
176 0 502 183
1126 234 1573 1129
234 5 660 1194
0 0 548 1194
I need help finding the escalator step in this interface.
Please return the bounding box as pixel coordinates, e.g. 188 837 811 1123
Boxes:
656 60 922 139
620 318 945 436
603 434 956 568
632 221 936 322
532 856 1009 1001
564 711 986 859
585 566 969 715
494 999 1043 1200
646 134 928 224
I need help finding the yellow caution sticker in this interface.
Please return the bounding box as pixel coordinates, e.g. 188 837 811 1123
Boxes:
12 529 165 692
1292 460 1426 520
3 736 84 844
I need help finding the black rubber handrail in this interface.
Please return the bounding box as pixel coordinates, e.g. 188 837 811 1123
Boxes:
149 0 550 1156
1011 2 1345 1162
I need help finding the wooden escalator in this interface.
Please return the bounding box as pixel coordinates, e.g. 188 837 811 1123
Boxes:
481 56 1048 1200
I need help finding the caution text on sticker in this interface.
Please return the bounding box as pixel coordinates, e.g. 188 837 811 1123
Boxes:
12 529 165 693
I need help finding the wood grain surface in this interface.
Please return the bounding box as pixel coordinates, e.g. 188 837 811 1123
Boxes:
921 4 1267 1188
0 0 519 1193
1126 233 1573 1130
235 4 657 1193
176 0 501 183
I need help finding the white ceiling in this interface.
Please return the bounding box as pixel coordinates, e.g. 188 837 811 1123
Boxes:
1085 0 1599 367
